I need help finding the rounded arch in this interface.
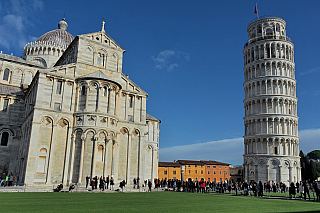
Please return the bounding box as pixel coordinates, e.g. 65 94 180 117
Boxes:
0 128 15 136
41 115 54 126
89 80 100 88
57 117 70 128
73 128 83 135
132 128 141 136
120 127 129 135
83 128 96 136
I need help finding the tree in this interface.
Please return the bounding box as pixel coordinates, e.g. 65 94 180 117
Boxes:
307 150 320 161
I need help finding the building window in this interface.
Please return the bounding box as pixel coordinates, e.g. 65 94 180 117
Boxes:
188 165 190 167
81 85 86 95
195 165 197 167
213 166 216 168
128 115 133 122
54 103 61 111
188 170 191 174
164 167 167 169
56 81 62 94
129 96 133 108
201 165 203 168
173 177 176 180
173 171 176 175
0 132 9 146
3 68 10 81
220 171 221 174
224 171 227 175
214 171 216 174
103 86 108 96
36 148 47 173
164 170 167 175
275 147 278 154
207 166 210 168
225 166 227 169
195 170 197 174
201 170 203 174
214 178 216 182
220 178 222 182
3 99 9 112
208 178 210 182
97 53 101 65
208 171 210 174
219 166 221 169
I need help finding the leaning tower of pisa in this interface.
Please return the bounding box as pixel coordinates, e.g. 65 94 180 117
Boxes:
243 16 301 185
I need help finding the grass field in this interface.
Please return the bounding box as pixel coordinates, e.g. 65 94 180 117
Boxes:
1 191 320 213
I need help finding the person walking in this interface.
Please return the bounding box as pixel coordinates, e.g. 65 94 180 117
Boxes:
120 180 126 192
106 175 109 189
289 182 296 199
303 181 310 200
16 174 21 186
99 176 105 191
0 173 6 187
137 177 140 189
86 175 90 188
299 181 304 199
110 177 114 190
8 173 13 187
148 179 152 192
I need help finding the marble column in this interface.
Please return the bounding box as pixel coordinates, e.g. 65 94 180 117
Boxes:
68 134 76 184
78 136 86 183
46 124 57 184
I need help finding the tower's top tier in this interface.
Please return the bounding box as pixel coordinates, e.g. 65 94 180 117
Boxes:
244 16 292 48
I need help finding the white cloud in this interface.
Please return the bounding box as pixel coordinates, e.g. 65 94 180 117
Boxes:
160 137 244 166
3 15 24 32
152 49 189 72
33 0 44 11
299 128 320 154
300 66 320 76
159 128 320 166
0 0 44 53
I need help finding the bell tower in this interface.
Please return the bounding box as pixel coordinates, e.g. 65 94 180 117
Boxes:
243 16 300 185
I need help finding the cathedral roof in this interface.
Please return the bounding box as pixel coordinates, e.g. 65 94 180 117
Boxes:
36 18 74 48
0 84 24 97
146 113 161 122
77 71 122 88
0 52 43 68
78 71 113 81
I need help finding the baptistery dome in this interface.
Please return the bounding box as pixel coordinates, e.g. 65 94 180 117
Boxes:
36 18 74 47
23 18 74 68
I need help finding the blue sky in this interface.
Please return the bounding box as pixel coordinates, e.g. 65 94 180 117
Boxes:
1 0 320 166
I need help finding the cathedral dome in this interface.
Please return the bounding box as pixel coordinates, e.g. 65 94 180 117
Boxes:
36 18 74 48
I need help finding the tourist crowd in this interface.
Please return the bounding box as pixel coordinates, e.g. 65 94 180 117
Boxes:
0 172 21 187
151 178 320 201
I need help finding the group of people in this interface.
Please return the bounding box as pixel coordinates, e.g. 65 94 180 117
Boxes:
85 175 115 191
0 172 21 187
149 177 320 201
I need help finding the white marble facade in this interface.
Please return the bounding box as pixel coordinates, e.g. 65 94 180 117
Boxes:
0 18 160 187
243 17 300 185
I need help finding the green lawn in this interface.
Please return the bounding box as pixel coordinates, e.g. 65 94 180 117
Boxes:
1 191 320 213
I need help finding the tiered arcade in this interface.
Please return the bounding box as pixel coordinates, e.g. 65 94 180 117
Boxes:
243 17 300 185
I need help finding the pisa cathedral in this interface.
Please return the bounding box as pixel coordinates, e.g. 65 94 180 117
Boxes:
243 17 300 185
0 18 160 186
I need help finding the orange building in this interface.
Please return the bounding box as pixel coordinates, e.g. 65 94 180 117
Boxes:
158 162 181 180
158 160 231 182
200 160 231 183
177 160 206 181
